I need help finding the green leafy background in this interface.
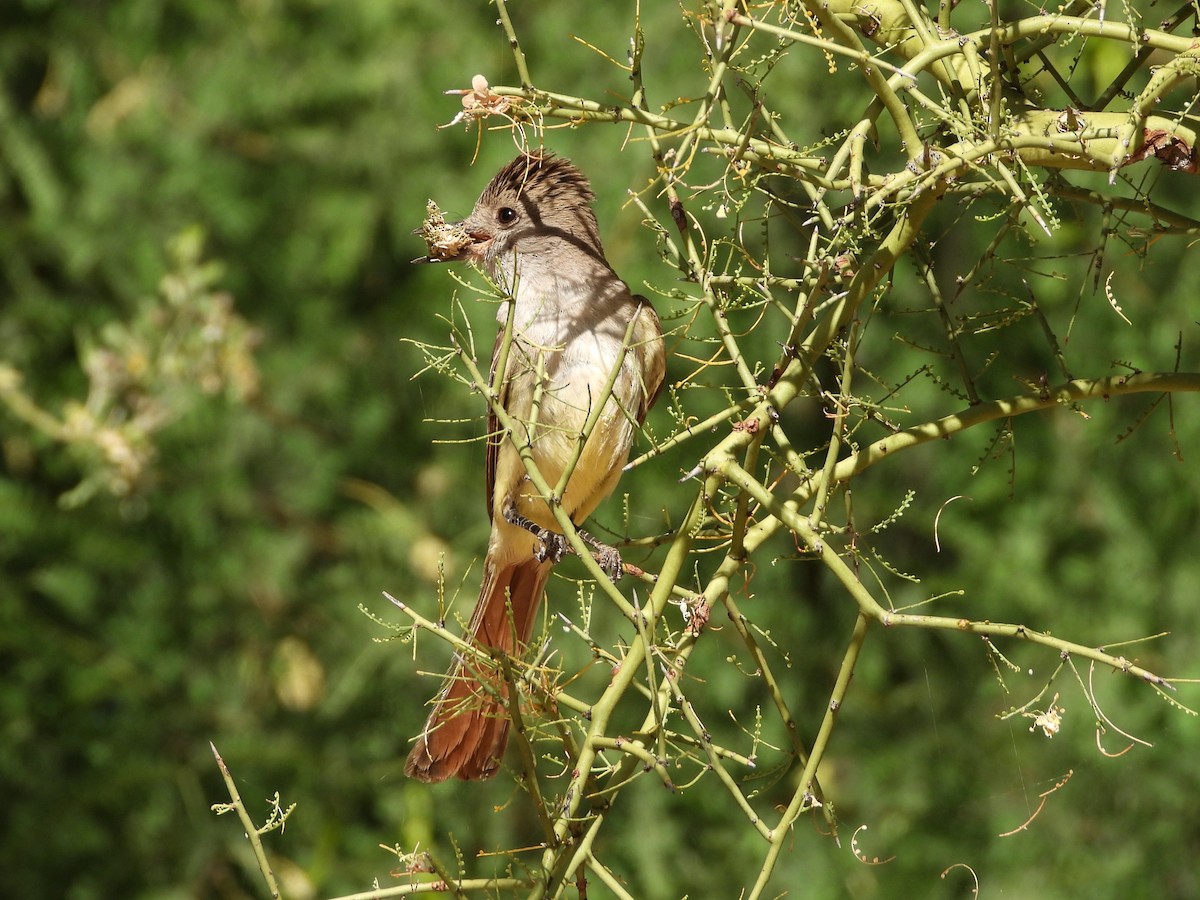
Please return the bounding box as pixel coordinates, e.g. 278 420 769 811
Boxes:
2 2 1198 898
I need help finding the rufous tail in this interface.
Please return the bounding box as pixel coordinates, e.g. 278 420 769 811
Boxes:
404 556 550 782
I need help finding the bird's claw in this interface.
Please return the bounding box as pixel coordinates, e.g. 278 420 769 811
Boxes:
534 529 569 565
593 546 624 582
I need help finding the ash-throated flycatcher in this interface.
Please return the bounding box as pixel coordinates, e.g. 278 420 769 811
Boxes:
406 152 666 781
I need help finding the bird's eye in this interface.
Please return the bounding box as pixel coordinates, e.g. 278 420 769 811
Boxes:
497 207 518 225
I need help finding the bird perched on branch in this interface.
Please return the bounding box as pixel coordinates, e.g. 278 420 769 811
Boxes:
407 151 665 781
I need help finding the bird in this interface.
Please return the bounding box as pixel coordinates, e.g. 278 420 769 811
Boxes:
406 151 665 782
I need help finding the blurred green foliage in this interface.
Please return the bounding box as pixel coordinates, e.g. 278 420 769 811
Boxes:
2 2 1199 899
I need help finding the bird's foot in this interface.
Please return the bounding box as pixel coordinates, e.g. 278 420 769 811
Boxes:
577 528 624 582
501 505 624 579
533 528 569 565
503 506 569 565
591 545 624 582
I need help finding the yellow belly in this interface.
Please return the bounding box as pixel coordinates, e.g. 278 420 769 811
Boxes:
499 342 638 532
